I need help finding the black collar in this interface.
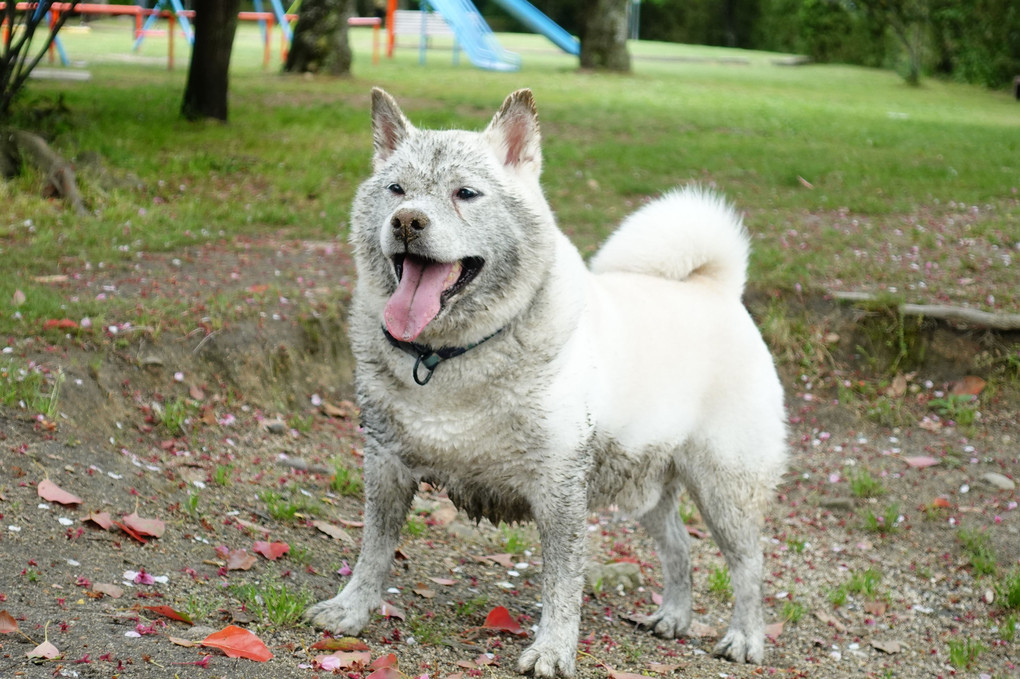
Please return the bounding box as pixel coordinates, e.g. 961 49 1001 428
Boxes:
383 326 504 386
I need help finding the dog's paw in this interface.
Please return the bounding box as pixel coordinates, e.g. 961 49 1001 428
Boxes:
518 639 576 677
636 606 691 639
712 627 764 664
304 592 375 636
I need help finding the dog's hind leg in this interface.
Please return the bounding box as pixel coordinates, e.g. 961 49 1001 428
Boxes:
305 444 415 635
682 460 769 664
637 486 693 638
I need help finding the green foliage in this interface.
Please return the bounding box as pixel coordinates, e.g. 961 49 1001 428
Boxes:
929 394 979 427
330 462 364 497
229 581 313 627
1 360 63 417
259 489 318 521
863 503 902 534
958 528 998 576
996 569 1020 611
781 599 806 623
708 565 732 600
499 522 531 555
947 637 986 669
404 516 427 537
848 468 886 498
830 567 883 607
455 595 490 617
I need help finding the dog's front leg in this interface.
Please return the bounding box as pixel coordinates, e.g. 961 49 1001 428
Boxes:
305 440 414 635
517 486 588 678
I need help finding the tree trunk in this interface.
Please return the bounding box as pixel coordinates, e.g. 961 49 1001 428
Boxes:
181 0 241 122
285 0 356 75
579 0 631 72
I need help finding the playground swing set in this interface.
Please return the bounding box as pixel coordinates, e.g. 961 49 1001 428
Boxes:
0 0 578 72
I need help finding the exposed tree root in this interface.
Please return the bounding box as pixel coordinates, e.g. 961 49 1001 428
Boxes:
831 290 1020 331
1 127 88 215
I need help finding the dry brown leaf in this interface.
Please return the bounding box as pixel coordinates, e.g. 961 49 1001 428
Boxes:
92 583 124 599
951 375 986 396
312 520 353 543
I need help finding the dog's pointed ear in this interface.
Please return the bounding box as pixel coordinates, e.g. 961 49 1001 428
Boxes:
371 88 414 167
485 89 542 175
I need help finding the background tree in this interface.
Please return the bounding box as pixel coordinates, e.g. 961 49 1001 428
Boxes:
285 0 356 75
579 0 631 71
181 0 242 121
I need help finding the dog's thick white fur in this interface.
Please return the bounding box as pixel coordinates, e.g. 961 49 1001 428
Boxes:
306 88 788 678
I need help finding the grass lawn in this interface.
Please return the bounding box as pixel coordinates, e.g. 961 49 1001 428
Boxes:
1 18 1017 335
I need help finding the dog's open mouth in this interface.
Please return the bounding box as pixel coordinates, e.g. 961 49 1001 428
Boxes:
384 254 483 342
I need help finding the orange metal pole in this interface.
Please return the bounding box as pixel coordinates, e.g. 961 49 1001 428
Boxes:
372 21 379 65
386 0 395 57
167 12 174 70
263 15 272 69
134 10 142 39
48 9 57 63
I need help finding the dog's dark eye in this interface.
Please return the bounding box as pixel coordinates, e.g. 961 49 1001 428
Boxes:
387 183 405 196
455 187 481 201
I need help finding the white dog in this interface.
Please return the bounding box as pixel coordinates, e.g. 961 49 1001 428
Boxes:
306 88 788 678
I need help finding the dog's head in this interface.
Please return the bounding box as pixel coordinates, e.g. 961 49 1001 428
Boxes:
350 89 557 347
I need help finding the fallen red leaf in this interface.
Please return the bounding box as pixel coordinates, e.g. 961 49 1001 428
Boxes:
82 511 113 530
0 610 19 634
951 376 986 396
314 650 372 670
200 625 273 662
607 667 647 679
369 653 398 670
112 520 148 544
42 318 78 331
253 540 290 560
904 455 939 468
144 605 193 625
226 549 257 571
38 479 82 505
379 602 405 621
309 637 370 652
120 512 166 538
765 620 784 640
647 662 681 674
481 605 527 636
365 668 400 679
429 577 457 586
931 496 952 508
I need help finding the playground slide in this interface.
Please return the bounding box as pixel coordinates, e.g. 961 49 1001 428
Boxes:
424 0 521 71
490 0 580 55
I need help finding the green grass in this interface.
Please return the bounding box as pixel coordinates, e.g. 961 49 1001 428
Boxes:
330 461 364 497
2 21 1018 339
958 528 998 577
848 467 886 499
229 581 313 627
829 567 883 607
947 637 986 669
259 489 318 521
708 565 732 600
862 502 902 534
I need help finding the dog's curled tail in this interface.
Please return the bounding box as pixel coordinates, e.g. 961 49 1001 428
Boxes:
589 186 750 298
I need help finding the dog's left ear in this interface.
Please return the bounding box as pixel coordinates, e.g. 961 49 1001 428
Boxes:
485 89 542 175
371 88 414 168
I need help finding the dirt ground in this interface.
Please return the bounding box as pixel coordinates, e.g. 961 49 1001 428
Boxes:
1 236 1018 679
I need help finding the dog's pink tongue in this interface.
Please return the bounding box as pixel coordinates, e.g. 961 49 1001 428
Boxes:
384 258 456 342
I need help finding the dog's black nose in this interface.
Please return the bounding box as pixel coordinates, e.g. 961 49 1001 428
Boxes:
391 209 429 243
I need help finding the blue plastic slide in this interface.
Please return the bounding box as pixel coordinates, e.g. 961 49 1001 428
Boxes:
490 0 580 55
423 0 522 71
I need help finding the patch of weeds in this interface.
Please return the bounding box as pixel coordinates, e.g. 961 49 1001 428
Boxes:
157 396 196 436
947 637 986 669
184 490 200 517
288 413 313 434
929 394 979 428
848 467 886 498
404 516 427 537
865 394 909 427
829 567 882 607
212 464 233 487
289 546 312 566
499 522 530 555
862 502 901 534
995 568 1020 611
455 595 489 617
786 536 807 553
408 613 445 645
229 581 312 627
183 593 223 622
330 462 364 497
0 360 62 416
260 489 318 521
958 528 997 577
781 599 806 624
708 565 732 600
678 500 698 525
999 613 1017 641
853 301 927 375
